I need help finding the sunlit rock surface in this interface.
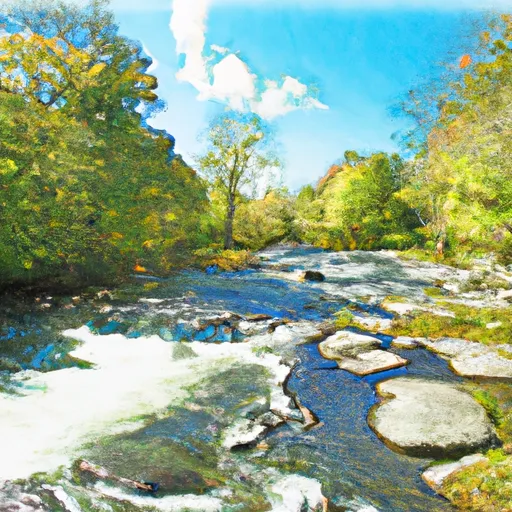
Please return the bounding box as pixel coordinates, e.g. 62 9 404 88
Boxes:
319 331 382 359
369 378 498 458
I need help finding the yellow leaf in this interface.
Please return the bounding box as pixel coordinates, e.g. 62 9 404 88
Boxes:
88 63 106 77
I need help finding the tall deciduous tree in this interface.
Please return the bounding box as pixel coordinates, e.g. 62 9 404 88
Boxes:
197 111 280 250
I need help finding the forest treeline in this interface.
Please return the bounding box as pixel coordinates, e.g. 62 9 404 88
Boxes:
1 0 511 290
231 14 512 265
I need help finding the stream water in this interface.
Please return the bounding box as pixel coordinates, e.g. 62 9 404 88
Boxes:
0 247 467 511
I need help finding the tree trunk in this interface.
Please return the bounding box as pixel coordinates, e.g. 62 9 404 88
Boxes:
224 194 235 250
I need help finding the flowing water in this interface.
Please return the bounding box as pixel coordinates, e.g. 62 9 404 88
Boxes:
0 247 468 511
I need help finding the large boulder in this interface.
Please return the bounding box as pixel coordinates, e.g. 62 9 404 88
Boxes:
336 350 408 376
318 331 381 359
368 378 498 458
301 270 326 282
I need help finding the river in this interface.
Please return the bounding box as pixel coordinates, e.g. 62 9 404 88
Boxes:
0 247 467 511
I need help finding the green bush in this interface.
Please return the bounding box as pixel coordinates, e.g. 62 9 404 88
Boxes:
379 234 415 250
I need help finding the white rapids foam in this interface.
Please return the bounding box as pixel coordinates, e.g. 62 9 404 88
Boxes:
0 325 297 481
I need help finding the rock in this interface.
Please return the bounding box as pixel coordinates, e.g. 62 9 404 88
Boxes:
301 271 326 282
355 316 393 332
486 321 502 329
336 350 409 376
391 336 426 349
422 454 487 491
450 353 512 380
319 331 382 359
382 302 455 318
382 302 421 315
222 418 268 449
258 412 285 428
368 378 498 458
424 338 512 379
41 485 81 512
423 337 487 358
245 314 274 322
0 482 44 511
497 289 512 301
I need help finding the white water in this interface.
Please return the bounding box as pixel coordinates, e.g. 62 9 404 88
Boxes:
0 325 300 481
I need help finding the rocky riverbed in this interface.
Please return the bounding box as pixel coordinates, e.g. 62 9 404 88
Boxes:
1 246 511 511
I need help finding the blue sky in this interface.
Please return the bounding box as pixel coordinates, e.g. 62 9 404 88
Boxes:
111 0 504 190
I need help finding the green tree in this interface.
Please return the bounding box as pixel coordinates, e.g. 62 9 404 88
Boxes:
0 0 209 288
197 111 280 250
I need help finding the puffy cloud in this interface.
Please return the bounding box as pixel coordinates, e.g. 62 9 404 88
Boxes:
169 0 328 119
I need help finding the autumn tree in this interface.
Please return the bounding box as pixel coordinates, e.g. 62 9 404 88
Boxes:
397 14 512 260
197 111 280 250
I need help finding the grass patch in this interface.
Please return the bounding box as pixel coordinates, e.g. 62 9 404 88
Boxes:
387 303 512 346
334 310 355 329
472 390 505 427
424 287 446 298
382 295 407 304
442 455 512 511
398 249 473 270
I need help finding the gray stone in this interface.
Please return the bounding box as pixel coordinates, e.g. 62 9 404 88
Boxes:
318 331 381 359
368 378 498 458
450 353 512 380
423 338 512 379
423 338 487 358
422 454 487 491
336 350 409 376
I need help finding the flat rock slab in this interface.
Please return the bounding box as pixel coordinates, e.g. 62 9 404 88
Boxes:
424 338 512 379
318 331 381 359
422 454 487 491
450 353 512 380
336 350 408 376
368 378 497 458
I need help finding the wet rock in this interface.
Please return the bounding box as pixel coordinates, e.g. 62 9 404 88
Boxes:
301 271 326 282
319 331 382 359
41 485 81 512
269 474 327 512
369 378 498 458
336 350 409 376
0 482 44 511
222 418 268 449
245 313 274 322
258 412 285 428
422 454 487 491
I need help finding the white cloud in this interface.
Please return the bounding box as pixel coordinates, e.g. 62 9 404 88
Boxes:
210 44 230 54
142 43 160 74
169 0 329 119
